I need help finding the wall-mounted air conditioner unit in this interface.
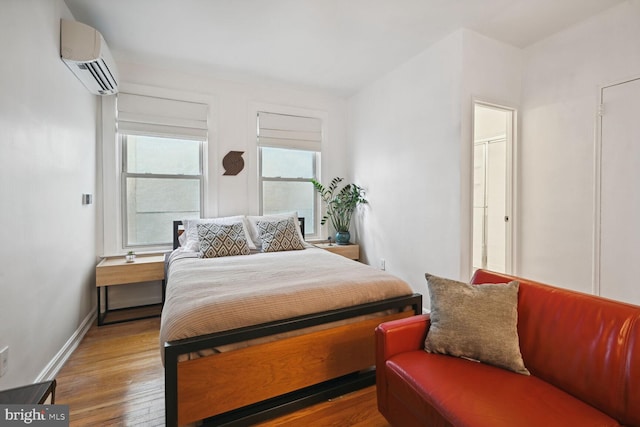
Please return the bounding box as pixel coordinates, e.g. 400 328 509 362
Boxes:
60 19 119 96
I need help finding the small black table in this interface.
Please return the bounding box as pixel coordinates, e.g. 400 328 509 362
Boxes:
0 380 56 404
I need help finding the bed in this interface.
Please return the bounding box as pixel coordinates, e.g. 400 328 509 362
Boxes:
162 215 422 426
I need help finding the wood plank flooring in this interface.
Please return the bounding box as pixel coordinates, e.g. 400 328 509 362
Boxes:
55 317 391 426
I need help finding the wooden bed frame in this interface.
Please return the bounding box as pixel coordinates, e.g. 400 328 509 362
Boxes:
164 220 422 426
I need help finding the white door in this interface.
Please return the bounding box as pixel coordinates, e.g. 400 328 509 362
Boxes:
472 103 514 274
599 77 640 305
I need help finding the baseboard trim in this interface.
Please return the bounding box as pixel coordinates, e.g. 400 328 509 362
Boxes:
36 306 97 382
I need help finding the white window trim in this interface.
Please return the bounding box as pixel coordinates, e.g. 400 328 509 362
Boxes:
248 102 328 240
100 83 213 256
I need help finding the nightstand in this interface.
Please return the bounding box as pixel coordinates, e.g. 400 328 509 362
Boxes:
315 243 360 261
95 254 166 326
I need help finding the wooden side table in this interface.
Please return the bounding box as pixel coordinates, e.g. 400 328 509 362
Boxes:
315 243 360 261
0 380 56 404
95 254 166 326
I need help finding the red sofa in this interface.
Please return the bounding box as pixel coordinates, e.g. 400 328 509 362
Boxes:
375 269 640 427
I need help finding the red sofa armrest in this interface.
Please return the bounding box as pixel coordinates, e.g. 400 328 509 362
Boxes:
376 314 430 416
376 314 431 361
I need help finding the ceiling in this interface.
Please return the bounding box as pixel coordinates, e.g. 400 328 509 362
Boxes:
64 0 624 96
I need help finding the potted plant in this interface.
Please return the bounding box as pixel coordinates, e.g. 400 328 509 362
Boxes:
311 177 368 245
125 250 136 263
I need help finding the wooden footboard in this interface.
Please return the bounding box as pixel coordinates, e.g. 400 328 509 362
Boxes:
164 293 422 426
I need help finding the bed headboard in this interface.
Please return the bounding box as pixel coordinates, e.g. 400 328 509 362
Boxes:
172 217 305 250
172 220 184 250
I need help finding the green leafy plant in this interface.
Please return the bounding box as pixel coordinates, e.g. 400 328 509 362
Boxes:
125 250 136 262
311 177 368 232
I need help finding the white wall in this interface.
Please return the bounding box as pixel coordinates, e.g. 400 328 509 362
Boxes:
101 60 349 307
349 1 639 302
0 0 97 389
518 0 640 292
348 30 521 306
348 31 465 302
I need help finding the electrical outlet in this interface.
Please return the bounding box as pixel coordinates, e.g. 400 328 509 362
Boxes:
0 346 8 377
379 259 386 271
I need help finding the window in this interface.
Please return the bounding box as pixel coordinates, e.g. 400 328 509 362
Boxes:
257 111 322 237
122 135 202 247
117 93 207 249
260 147 318 234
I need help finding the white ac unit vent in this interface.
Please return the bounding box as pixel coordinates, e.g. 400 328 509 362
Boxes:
60 19 119 96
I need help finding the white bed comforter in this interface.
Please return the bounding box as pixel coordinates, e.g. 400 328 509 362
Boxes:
160 247 413 351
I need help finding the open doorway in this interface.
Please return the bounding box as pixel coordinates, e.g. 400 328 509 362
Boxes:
472 102 515 274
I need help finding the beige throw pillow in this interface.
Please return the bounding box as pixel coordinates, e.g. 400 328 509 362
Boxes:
424 273 529 375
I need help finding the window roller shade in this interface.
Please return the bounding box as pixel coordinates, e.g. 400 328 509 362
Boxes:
117 93 208 140
257 111 322 151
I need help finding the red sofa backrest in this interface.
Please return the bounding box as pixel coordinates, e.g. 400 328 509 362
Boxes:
471 269 640 426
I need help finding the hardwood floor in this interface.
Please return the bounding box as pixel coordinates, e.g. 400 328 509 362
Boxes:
55 317 390 426
56 318 165 426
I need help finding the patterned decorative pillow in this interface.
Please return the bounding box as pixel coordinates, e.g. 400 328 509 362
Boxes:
197 222 250 258
424 273 530 375
182 216 256 251
246 212 305 249
256 218 305 253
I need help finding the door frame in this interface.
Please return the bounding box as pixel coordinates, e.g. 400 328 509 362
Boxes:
470 100 518 275
593 75 640 296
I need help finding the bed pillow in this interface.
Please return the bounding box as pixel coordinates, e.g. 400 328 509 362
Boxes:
246 212 306 249
197 222 251 258
424 273 529 375
182 216 255 251
256 217 305 253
